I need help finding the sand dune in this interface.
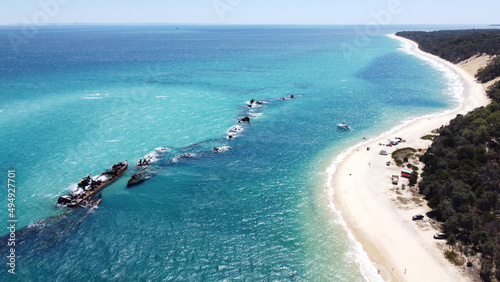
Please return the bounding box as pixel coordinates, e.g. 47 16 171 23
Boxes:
458 54 500 89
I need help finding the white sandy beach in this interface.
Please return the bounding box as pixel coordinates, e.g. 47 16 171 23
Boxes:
330 35 490 281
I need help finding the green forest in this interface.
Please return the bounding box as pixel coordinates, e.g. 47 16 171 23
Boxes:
398 30 500 281
396 30 500 83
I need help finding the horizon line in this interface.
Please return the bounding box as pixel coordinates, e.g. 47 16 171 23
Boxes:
0 22 497 27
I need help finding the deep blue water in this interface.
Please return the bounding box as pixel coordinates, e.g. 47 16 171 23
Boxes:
0 25 474 281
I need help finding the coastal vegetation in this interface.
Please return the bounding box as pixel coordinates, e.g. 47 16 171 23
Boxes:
391 147 417 167
418 82 500 281
421 134 437 141
399 30 500 281
477 56 500 83
391 147 420 187
445 250 465 266
396 30 500 83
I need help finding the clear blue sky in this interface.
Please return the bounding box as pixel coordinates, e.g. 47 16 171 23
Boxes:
1 0 499 25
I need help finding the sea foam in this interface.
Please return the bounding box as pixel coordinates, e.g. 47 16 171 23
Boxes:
390 34 465 108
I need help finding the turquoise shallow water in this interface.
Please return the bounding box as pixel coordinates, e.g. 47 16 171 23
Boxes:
0 25 470 281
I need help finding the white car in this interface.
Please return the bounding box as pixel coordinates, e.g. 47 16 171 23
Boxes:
433 232 448 239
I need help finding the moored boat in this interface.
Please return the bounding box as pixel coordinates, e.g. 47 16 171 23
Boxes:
337 111 354 131
337 123 351 130
57 161 128 208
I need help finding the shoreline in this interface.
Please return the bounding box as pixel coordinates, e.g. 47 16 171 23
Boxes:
328 34 490 281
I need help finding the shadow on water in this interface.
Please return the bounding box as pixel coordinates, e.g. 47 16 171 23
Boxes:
0 207 98 262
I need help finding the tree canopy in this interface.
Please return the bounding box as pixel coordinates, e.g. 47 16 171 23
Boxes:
398 29 500 281
419 82 500 280
397 30 500 83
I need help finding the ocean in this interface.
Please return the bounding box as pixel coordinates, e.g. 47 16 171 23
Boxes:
0 25 475 281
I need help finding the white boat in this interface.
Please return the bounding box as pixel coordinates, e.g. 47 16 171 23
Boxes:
337 123 351 131
337 111 353 131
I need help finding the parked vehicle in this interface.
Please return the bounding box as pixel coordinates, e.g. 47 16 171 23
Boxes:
401 170 412 178
412 214 424 220
433 232 448 239
392 175 399 185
